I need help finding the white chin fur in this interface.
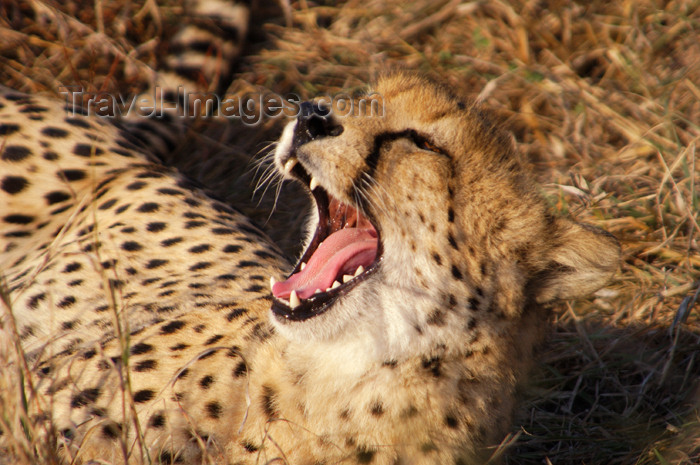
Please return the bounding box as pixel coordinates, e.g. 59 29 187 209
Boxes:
274 120 297 179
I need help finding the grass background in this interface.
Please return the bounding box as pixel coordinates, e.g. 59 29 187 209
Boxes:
0 0 698 463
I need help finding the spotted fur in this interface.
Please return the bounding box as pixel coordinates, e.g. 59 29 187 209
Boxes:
0 3 620 465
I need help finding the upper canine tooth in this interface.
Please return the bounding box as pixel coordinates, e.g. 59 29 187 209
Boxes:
309 177 320 191
284 158 297 174
314 289 323 294
354 265 364 276
331 280 341 289
289 290 300 308
343 274 353 283
270 277 277 290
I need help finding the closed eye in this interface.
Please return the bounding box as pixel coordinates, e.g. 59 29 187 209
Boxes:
410 131 446 155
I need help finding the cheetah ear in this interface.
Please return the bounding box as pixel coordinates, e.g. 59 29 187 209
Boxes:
533 219 620 303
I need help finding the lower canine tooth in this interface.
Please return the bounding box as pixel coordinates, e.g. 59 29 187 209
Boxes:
301 262 306 270
289 290 300 308
309 177 319 191
354 266 364 277
331 280 341 289
343 274 353 283
314 289 323 294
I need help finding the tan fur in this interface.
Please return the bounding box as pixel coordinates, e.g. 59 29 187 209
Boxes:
0 72 619 465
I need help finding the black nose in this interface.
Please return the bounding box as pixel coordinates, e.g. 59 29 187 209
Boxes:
294 102 343 144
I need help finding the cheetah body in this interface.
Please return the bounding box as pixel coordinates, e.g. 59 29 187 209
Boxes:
0 8 619 463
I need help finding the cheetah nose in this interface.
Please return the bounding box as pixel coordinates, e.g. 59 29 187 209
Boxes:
295 101 344 144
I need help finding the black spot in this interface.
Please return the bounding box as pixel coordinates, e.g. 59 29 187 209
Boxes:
81 349 96 360
170 343 189 351
445 414 459 429
102 422 121 439
57 296 76 308
451 265 463 280
261 385 278 419
448 233 458 249
370 401 384 417
427 309 446 326
184 220 206 229
157 188 183 196
43 151 59 160
223 244 242 253
70 388 100 408
146 259 168 269
226 308 247 321
115 204 129 214
57 169 86 182
199 375 215 390
73 143 103 157
130 342 153 355
98 198 117 210
61 320 78 330
0 123 20 135
121 241 142 251
149 412 165 428
133 389 155 403
147 222 166 232
176 368 190 380
431 252 442 266
468 297 480 310
1 145 31 162
232 361 247 377
245 284 263 292
134 360 157 372
448 207 455 222
161 237 183 247
4 214 34 225
205 401 223 419
126 181 147 190
45 191 71 204
204 334 224 345
211 227 235 235
382 360 398 368
160 320 186 335
2 175 29 194
356 447 376 464
188 244 211 254
422 356 442 378
19 104 48 113
242 441 258 453
237 260 259 268
41 126 69 138
217 274 237 281
158 450 183 464
137 202 159 213
189 261 212 271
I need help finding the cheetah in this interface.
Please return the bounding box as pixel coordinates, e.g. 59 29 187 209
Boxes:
0 3 620 465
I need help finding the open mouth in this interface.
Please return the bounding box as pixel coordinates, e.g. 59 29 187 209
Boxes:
271 159 382 322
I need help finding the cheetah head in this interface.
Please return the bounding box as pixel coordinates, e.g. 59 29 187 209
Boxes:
270 72 619 361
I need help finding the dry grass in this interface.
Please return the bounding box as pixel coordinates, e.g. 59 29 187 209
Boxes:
1 0 699 463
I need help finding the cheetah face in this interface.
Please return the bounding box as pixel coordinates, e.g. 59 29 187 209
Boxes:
269 73 619 354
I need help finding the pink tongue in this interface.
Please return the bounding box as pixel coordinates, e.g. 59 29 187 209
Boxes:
272 228 377 300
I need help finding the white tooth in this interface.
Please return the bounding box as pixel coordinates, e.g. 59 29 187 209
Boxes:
270 277 277 289
314 288 323 294
309 176 320 191
284 158 297 174
289 290 300 308
301 262 306 270
343 274 353 283
354 265 364 276
331 280 341 289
